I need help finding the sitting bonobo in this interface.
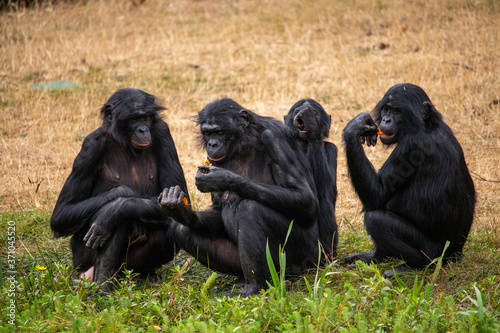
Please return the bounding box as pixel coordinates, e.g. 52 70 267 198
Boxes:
341 83 476 277
159 98 321 297
50 88 189 292
284 98 338 264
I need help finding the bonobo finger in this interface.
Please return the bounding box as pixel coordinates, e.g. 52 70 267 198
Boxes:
83 231 89 242
365 118 376 127
159 187 172 205
85 234 96 249
360 136 366 145
90 238 100 250
177 190 187 205
83 227 93 242
169 185 180 199
169 186 185 206
197 165 211 174
366 133 377 147
98 235 109 249
158 189 165 204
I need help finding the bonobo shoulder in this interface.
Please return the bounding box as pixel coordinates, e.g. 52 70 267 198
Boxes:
72 128 106 171
81 128 106 150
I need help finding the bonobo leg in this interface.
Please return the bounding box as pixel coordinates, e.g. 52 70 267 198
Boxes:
363 210 444 268
92 222 133 292
70 230 97 278
341 252 376 265
227 200 318 297
125 224 178 282
170 222 244 277
342 210 446 277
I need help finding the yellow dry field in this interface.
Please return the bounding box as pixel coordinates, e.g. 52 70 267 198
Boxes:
1 0 499 234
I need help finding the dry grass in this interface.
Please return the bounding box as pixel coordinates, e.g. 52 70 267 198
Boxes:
1 0 499 236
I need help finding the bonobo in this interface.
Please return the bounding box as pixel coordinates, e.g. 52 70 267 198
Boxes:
50 88 189 292
159 98 320 297
342 83 476 277
285 99 338 263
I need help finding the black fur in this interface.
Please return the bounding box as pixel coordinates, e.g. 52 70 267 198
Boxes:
50 88 189 291
159 98 320 297
342 83 476 276
285 99 338 263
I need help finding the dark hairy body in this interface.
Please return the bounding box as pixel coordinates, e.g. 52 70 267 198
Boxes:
342 83 476 277
50 88 189 291
159 98 320 297
285 99 338 263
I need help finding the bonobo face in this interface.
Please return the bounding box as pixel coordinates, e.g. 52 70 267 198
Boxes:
201 123 230 164
128 114 153 150
378 106 402 145
286 101 329 142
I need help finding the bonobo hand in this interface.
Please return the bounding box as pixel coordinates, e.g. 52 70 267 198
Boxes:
84 197 130 249
158 186 192 225
106 185 137 201
83 220 112 250
343 112 378 147
195 165 240 193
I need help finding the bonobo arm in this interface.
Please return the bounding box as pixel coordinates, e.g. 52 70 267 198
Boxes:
195 129 319 227
83 196 168 250
50 129 137 237
158 186 225 235
195 166 318 227
323 141 338 200
342 113 398 210
155 121 190 200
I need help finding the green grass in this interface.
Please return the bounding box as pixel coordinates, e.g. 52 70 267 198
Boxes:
1 0 500 331
1 211 499 332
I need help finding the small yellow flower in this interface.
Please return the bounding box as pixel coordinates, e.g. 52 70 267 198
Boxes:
36 264 47 270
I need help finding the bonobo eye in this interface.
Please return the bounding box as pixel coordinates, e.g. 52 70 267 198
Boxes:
313 109 320 120
217 131 225 136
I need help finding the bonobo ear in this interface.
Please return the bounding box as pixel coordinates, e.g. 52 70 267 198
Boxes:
284 114 288 123
103 104 113 121
238 109 250 128
422 101 435 120
323 114 332 137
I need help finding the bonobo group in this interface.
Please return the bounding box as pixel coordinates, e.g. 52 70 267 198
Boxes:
50 84 476 297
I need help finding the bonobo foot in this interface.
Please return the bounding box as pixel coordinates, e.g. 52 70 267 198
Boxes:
76 265 95 282
383 264 413 279
223 284 263 298
341 251 375 265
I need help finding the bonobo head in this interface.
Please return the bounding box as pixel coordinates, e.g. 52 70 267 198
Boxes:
373 83 441 145
100 88 165 150
285 99 331 142
197 98 257 165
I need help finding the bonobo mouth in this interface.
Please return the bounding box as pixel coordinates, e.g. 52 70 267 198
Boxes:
131 140 150 150
208 154 226 163
380 132 396 144
294 116 307 133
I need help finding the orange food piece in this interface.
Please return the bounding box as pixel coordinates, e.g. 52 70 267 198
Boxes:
200 159 211 173
183 197 188 206
376 129 384 135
